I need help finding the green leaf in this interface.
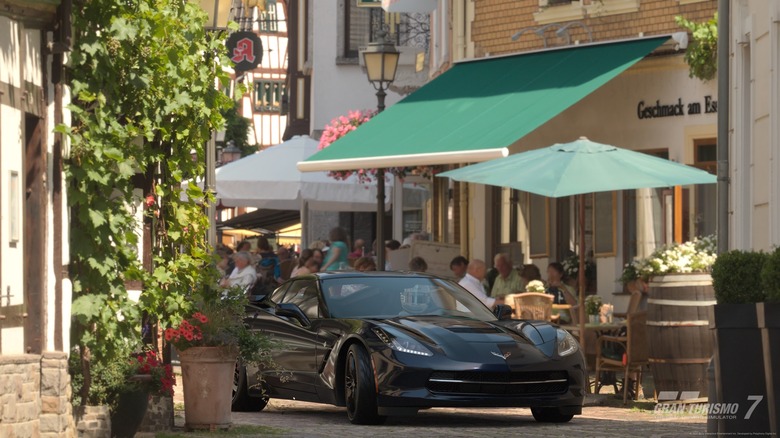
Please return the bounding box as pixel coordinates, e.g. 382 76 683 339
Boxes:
88 209 106 227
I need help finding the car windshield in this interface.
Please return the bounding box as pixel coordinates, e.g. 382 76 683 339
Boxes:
320 276 497 321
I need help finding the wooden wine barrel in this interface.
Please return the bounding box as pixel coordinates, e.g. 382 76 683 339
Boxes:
647 274 715 400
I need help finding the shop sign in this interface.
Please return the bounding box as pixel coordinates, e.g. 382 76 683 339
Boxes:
637 95 717 120
227 31 263 72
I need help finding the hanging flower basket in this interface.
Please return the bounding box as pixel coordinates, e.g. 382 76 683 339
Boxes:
318 110 442 183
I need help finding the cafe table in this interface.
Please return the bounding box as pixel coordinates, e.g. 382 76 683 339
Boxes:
559 320 626 394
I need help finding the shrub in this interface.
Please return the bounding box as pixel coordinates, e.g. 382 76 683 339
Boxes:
761 248 780 303
711 250 768 304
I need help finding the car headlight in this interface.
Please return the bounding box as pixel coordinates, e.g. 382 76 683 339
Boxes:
556 329 579 357
372 328 433 357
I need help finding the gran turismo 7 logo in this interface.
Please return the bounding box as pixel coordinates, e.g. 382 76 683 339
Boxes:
654 391 764 420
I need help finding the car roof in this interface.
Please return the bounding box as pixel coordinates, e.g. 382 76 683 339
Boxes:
311 270 442 280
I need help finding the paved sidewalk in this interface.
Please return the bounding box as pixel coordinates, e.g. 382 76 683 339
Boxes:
216 398 706 438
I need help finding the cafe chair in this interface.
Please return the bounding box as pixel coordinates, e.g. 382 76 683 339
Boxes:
513 292 553 321
613 290 643 319
594 310 649 403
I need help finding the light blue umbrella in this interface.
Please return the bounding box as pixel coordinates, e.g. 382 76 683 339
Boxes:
439 137 716 352
439 137 716 197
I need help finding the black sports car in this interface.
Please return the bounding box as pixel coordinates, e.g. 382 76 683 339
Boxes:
232 271 586 425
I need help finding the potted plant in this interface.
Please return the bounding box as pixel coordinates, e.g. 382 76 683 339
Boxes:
585 295 603 324
563 254 596 292
165 284 275 431
619 235 717 400
110 350 175 438
710 249 772 434
759 247 780 433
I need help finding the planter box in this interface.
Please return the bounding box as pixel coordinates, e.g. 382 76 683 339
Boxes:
757 302 780 435
711 303 770 435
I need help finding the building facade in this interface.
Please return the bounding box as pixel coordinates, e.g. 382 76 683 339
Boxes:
451 0 719 309
0 0 74 435
728 0 780 251
285 0 442 246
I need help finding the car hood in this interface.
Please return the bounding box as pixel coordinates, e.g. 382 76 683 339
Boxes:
378 316 559 362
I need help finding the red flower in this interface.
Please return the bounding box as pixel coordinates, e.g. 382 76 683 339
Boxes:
145 194 155 207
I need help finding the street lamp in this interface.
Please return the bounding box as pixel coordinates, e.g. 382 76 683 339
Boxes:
362 31 399 270
221 140 243 164
363 31 400 112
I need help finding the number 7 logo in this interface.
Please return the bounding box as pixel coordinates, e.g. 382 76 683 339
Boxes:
744 395 763 420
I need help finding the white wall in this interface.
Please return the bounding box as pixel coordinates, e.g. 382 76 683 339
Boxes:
730 0 780 252
0 17 26 354
310 1 403 132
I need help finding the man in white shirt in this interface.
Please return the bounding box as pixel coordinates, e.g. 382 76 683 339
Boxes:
220 251 257 292
459 259 503 309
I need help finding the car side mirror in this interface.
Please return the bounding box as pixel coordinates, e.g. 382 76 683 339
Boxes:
494 304 513 320
276 303 311 326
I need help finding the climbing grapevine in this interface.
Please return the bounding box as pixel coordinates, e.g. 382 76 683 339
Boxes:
63 0 233 403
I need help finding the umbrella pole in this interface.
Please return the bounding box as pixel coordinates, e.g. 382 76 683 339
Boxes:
578 194 587 376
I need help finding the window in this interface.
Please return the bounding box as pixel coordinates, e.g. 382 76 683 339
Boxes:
593 192 617 256
286 281 320 320
345 2 379 58
257 1 279 33
254 80 286 113
693 139 717 238
528 193 549 258
342 2 430 59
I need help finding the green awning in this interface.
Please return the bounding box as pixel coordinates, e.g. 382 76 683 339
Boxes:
298 36 669 172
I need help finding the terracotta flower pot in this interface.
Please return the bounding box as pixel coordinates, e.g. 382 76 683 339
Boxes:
179 346 238 431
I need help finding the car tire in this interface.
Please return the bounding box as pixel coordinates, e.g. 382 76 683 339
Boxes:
531 407 574 423
232 363 268 412
344 344 386 425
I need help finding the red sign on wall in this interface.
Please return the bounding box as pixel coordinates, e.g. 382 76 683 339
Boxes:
226 31 263 72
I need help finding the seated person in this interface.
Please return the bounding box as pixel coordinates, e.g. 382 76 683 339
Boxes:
490 253 523 299
354 257 377 272
219 251 256 292
408 256 428 272
545 262 578 324
348 238 366 259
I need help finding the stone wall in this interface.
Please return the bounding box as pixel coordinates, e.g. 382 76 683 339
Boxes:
74 405 110 438
0 352 74 437
138 395 173 433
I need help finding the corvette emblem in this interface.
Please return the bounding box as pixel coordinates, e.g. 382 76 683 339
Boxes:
491 351 511 360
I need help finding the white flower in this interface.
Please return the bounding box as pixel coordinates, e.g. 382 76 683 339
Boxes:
526 280 546 293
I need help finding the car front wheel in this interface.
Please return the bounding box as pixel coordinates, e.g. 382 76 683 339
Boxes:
232 363 268 412
531 407 574 423
344 344 385 425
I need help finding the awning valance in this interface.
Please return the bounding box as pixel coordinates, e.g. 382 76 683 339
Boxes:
299 36 669 172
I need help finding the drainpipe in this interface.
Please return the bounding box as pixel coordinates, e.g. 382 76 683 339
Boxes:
716 0 730 254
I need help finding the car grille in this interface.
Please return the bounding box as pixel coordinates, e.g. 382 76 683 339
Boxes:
427 370 569 396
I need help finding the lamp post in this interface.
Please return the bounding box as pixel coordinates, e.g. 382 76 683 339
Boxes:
221 140 243 164
362 31 399 271
198 0 233 248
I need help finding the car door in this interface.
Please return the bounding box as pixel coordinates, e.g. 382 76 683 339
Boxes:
248 278 320 396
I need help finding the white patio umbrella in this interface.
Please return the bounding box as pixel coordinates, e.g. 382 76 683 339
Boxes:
216 135 391 212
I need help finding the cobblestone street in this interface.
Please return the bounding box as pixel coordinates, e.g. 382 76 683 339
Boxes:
207 398 707 438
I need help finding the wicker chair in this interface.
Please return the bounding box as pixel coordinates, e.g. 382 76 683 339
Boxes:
594 310 649 403
513 292 553 321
